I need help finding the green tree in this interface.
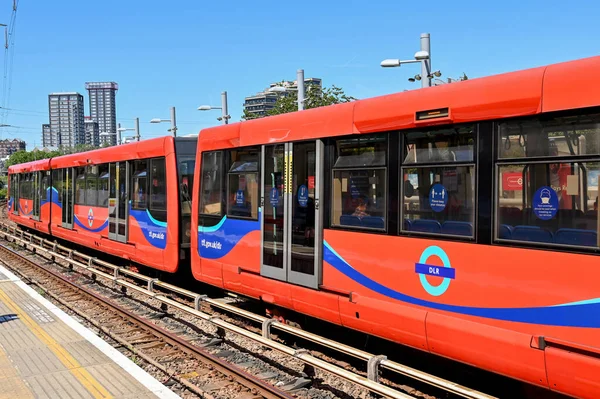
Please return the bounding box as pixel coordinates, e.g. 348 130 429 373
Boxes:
242 84 356 121
268 85 355 117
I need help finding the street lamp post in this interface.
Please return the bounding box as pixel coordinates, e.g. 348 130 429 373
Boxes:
297 69 305 111
380 33 437 88
117 117 141 143
150 107 177 136
267 69 306 112
198 91 230 125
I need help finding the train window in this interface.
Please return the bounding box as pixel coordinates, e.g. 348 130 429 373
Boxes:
331 135 387 230
52 169 62 203
85 165 98 206
41 174 49 202
402 125 476 238
200 151 223 216
75 167 86 205
98 165 109 206
404 125 474 164
498 113 600 159
226 147 259 219
149 158 167 222
131 160 147 210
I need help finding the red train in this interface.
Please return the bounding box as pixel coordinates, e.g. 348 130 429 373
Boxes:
10 56 600 399
8 136 197 272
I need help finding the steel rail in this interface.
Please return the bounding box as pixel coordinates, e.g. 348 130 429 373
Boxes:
0 221 497 399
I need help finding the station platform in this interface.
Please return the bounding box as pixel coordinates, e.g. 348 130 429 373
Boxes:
0 264 180 399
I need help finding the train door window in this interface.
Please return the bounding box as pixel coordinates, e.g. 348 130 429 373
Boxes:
41 173 49 203
98 164 109 206
401 125 476 238
32 172 40 220
496 112 600 249
52 169 63 204
227 147 259 219
199 151 223 216
85 165 98 207
75 167 86 205
149 158 166 222
131 160 147 210
331 134 387 230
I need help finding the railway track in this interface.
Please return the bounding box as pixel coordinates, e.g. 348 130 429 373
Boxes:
0 242 296 399
0 221 497 399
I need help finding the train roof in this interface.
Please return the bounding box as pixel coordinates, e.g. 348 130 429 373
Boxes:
198 55 600 146
8 158 51 174
49 136 174 168
8 136 184 173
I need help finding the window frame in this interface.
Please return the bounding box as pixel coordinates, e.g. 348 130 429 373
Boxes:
400 124 478 240
330 134 389 232
131 160 148 211
494 113 600 251
85 165 98 207
225 147 260 221
199 151 224 218
148 157 167 222
75 167 86 205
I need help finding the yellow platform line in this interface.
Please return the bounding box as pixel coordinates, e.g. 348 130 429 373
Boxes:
0 288 113 399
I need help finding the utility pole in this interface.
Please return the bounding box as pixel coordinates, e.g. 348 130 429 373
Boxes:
420 33 431 88
134 117 140 141
297 69 305 111
221 92 228 125
170 107 177 137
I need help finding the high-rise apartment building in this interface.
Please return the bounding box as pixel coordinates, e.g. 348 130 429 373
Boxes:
48 92 85 148
41 123 58 147
84 117 100 147
243 77 322 118
85 82 118 146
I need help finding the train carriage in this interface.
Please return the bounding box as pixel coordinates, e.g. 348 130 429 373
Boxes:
7 159 52 234
191 56 600 399
8 136 197 272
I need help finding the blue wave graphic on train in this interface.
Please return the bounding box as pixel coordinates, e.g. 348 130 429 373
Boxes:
129 206 168 249
7 197 13 211
73 214 109 233
197 214 260 259
18 201 33 216
41 187 60 207
323 241 600 328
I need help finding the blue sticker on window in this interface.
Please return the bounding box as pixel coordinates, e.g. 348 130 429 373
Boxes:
298 184 308 207
533 186 558 220
429 183 448 212
235 190 244 205
270 187 279 207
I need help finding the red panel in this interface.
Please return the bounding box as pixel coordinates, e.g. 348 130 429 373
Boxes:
426 312 547 388
8 159 51 173
198 123 240 151
237 101 355 146
51 137 170 168
354 66 544 133
290 285 341 325
542 56 600 113
545 346 600 399
338 293 427 350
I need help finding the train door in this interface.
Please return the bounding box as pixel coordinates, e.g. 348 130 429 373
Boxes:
10 174 19 215
61 168 74 228
32 171 41 221
108 162 128 243
260 141 324 289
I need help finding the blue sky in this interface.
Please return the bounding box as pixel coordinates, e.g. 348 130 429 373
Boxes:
1 0 599 149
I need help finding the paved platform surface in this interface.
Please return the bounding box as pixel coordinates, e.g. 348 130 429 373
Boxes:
0 264 181 399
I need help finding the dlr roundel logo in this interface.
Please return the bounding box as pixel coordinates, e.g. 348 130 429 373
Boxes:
414 246 456 296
